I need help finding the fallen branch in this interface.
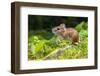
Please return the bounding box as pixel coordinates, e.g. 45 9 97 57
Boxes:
42 45 72 60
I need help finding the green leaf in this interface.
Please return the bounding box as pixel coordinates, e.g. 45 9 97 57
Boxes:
35 41 45 52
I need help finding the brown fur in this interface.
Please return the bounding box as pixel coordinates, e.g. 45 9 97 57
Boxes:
52 23 79 44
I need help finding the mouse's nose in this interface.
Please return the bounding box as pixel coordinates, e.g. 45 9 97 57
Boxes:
52 28 56 33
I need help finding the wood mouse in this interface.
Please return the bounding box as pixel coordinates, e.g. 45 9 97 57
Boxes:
52 23 79 45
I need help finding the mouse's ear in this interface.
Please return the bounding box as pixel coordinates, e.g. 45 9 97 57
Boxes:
60 23 66 28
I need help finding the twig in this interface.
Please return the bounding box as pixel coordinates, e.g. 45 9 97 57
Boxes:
42 45 72 60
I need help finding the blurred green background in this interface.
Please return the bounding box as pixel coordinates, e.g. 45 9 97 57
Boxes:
28 15 88 60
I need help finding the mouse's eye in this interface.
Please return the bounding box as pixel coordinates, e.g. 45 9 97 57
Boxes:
57 28 60 30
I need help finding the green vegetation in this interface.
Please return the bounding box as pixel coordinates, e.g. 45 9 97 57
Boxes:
28 21 88 60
